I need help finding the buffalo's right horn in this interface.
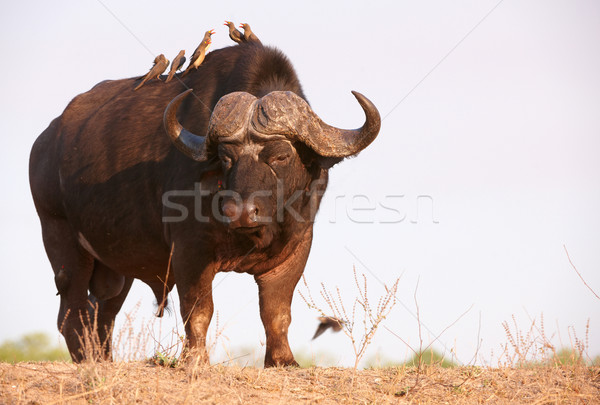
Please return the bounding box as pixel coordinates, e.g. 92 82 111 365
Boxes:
252 91 381 158
163 89 209 162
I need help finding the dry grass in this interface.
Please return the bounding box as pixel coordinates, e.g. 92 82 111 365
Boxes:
4 250 597 403
299 268 400 371
1 361 599 404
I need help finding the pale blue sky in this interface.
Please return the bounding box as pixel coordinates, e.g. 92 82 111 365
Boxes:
1 0 599 366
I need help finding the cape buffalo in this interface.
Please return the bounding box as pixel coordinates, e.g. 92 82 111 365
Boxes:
29 41 381 366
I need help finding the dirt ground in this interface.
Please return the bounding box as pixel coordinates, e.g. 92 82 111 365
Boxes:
1 361 599 404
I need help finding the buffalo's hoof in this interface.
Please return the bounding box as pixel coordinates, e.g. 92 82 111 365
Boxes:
264 358 300 368
184 355 210 380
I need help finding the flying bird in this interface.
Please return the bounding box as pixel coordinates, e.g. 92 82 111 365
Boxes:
134 54 169 91
224 21 244 44
312 316 345 340
239 23 261 44
165 50 186 83
182 30 214 77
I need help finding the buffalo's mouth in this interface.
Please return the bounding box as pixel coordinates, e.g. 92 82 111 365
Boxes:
233 226 263 235
230 224 274 249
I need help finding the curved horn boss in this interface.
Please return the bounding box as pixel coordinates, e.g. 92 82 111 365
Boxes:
251 90 381 157
164 89 381 159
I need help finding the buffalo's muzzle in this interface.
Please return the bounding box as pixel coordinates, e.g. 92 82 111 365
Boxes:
222 199 261 229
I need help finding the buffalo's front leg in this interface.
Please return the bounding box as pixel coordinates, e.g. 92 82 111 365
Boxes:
176 265 215 364
255 236 311 367
257 277 300 367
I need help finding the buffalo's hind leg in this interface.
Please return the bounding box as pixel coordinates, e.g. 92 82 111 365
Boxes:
39 214 95 362
40 215 132 362
86 263 134 360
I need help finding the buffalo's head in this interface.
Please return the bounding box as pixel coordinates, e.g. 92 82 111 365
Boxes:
163 89 380 248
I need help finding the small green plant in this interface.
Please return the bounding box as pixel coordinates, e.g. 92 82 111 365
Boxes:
0 332 70 363
294 349 338 368
403 348 456 368
365 349 457 368
554 348 584 366
150 351 178 368
395 387 409 397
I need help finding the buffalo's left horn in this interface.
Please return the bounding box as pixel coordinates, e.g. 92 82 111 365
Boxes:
253 91 381 158
163 89 209 162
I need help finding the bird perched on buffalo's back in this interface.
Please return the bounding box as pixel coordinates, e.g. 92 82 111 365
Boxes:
239 23 261 44
224 21 244 44
182 30 214 77
312 316 345 340
165 50 186 83
134 54 169 91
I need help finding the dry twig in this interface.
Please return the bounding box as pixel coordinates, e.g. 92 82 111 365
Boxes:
564 245 599 300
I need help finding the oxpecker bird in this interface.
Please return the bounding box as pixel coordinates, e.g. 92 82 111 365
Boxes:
239 23 261 44
182 30 214 77
312 316 345 340
54 266 69 296
134 54 169 91
224 21 244 44
165 50 186 83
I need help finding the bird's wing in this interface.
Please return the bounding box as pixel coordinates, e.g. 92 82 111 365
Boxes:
169 55 180 71
165 58 179 82
160 59 170 74
189 46 201 65
149 59 167 78
191 43 201 57
168 57 179 74
235 30 245 42
147 64 160 77
331 320 344 332
312 323 329 340
177 56 186 70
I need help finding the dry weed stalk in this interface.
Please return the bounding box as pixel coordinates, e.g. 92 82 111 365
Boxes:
67 303 132 400
147 319 185 367
73 302 109 363
564 245 600 300
147 242 184 366
67 242 226 370
299 266 400 370
384 279 472 395
498 312 592 367
113 302 153 361
71 299 162 363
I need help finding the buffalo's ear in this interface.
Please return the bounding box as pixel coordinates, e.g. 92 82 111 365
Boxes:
317 156 344 170
204 155 222 170
295 141 345 170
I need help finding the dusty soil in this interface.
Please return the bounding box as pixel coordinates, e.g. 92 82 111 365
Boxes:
1 361 599 404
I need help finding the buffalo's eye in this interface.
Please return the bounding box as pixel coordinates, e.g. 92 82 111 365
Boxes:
220 155 232 169
268 154 290 167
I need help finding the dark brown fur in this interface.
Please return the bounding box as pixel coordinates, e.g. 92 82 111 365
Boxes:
30 43 331 366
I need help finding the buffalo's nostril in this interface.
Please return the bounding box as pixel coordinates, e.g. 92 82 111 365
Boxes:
222 200 239 219
246 203 259 222
222 200 262 227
